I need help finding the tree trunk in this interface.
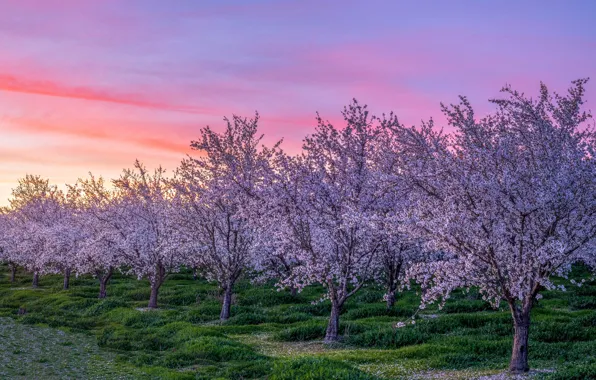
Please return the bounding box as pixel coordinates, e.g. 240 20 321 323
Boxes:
386 291 396 310
148 281 160 309
9 264 16 283
509 309 531 372
63 268 71 290
98 268 113 299
290 286 298 297
193 267 198 280
99 279 108 299
148 263 166 309
32 272 39 288
325 301 342 342
220 285 233 321
385 260 401 310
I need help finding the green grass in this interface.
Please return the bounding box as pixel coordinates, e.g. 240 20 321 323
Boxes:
0 264 594 379
0 316 144 379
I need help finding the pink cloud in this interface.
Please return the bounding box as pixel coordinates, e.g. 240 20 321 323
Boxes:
0 74 221 115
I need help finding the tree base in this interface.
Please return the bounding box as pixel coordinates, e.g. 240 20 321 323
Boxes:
323 335 344 345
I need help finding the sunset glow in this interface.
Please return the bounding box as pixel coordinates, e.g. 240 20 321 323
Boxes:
1 0 595 202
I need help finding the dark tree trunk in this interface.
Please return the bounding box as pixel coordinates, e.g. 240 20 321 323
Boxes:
98 268 113 299
220 285 233 321
510 311 531 372
99 279 108 299
32 272 39 288
148 263 166 309
290 286 298 297
509 316 530 372
148 282 160 309
193 267 198 280
63 268 71 290
385 259 401 310
9 264 16 283
325 301 342 342
386 291 396 310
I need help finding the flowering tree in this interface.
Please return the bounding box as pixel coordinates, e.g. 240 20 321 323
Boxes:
250 215 302 296
44 185 89 290
399 79 596 372
114 161 186 308
72 175 125 298
371 130 425 310
244 149 303 296
375 232 422 309
7 175 65 287
271 101 399 341
0 208 19 283
174 113 280 320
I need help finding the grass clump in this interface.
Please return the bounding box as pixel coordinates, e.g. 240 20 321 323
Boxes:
270 357 379 380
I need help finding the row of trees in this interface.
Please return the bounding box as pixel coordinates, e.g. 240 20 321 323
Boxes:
1 80 595 373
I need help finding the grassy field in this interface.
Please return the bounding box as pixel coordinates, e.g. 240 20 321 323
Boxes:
0 265 594 379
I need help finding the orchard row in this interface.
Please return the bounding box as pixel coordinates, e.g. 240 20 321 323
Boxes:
1 80 595 373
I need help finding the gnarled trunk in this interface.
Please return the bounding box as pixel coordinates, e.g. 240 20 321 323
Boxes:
98 268 113 299
32 272 39 288
63 268 71 290
325 300 342 342
9 264 16 283
220 285 233 321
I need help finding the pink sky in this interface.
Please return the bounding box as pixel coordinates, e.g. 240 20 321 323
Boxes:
0 0 594 203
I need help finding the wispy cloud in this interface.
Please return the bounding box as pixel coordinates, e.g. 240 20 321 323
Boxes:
0 74 220 115
0 0 594 204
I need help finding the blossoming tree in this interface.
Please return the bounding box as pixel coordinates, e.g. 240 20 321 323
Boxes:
174 113 280 320
7 175 65 287
399 79 596 372
375 232 422 309
271 101 399 341
44 184 90 290
113 161 186 308
0 208 20 283
72 175 125 298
